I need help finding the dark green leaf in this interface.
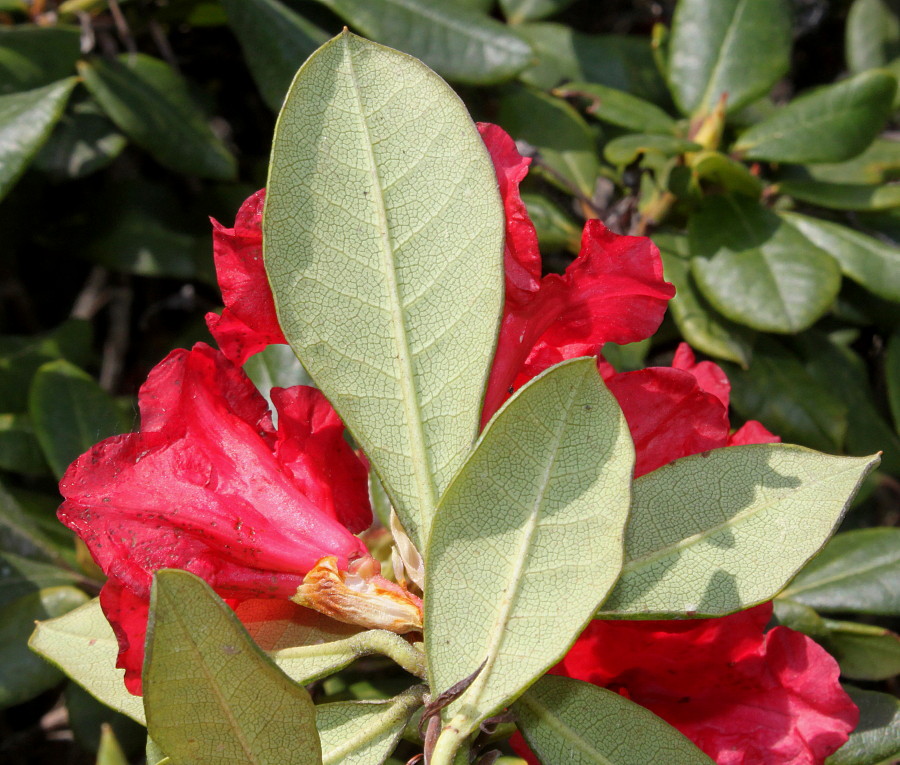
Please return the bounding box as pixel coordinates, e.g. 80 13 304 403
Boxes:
0 586 88 709
222 0 327 112
846 0 900 74
79 54 236 180
515 675 713 764
96 724 129 765
691 150 764 197
0 413 49 475
689 195 841 333
498 86 598 196
144 570 322 765
65 684 145 756
781 528 900 615
723 337 848 452
0 25 81 94
604 134 699 166
554 81 677 134
500 0 574 24
311 0 533 84
668 0 792 116
521 193 580 252
888 330 900 430
794 137 900 185
0 552 80 611
0 78 77 202
826 686 900 765
823 622 900 681
772 598 828 637
29 359 130 479
0 479 63 562
778 180 900 211
734 71 897 163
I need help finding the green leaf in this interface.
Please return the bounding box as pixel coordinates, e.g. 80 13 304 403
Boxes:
656 235 755 366
514 675 714 764
668 0 791 116
97 724 130 765
723 338 848 453
29 598 146 724
0 551 80 610
888 330 900 431
777 179 900 211
244 344 313 419
781 212 900 302
847 0 900 74
221 0 327 112
554 82 677 134
0 478 62 562
0 78 77 202
521 193 580 252
425 358 634 738
604 134 700 166
498 85 598 196
29 359 129 479
795 137 900 185
143 570 322 765
1 585 88 709
689 195 842 333
500 0 574 24
79 54 236 180
691 150 764 197
826 686 900 765
0 412 49 475
733 71 897 163
317 686 426 765
311 0 532 84
66 683 145 756
823 622 900 681
0 25 81 94
265 32 504 550
600 445 877 617
781 528 900 615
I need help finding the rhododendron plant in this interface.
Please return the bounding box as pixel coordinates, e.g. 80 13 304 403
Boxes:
31 32 880 765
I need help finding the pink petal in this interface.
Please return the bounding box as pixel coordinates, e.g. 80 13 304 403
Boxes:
672 343 731 411
729 420 781 446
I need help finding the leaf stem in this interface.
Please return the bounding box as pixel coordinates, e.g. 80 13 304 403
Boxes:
429 719 469 765
351 631 427 679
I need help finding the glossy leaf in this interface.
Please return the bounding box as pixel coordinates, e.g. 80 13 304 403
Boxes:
316 686 426 765
311 0 532 84
0 413 48 476
221 0 328 112
734 71 897 163
600 445 878 617
143 570 322 765
1 586 88 709
515 675 713 764
265 32 504 550
826 686 900 765
0 78 76 202
29 598 146 724
606 134 700 167
689 195 841 333
79 54 237 180
668 0 791 116
0 552 80 610
691 150 764 197
554 82 676 134
781 528 900 615
777 179 900 211
0 26 81 94
782 212 900 302
0 479 62 562
846 0 900 74
29 359 130 479
425 358 634 738
498 85 599 196
823 622 900 681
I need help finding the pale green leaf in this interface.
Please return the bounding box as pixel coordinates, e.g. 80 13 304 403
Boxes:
668 0 792 116
553 82 677 134
317 686 426 765
780 528 900 615
846 0 900 74
265 32 504 550
514 675 714 764
827 686 900 765
0 78 76 202
425 358 634 738
97 724 129 765
311 0 532 84
144 570 322 765
600 445 879 617
28 598 146 724
689 195 841 333
733 71 897 163
221 0 328 112
778 180 900 211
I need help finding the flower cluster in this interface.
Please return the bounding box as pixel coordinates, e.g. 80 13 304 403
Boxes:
58 123 856 761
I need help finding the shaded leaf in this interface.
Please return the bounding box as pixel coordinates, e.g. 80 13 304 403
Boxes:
515 675 713 764
691 150 764 197
66 683 145 756
823 622 900 681
79 54 236 180
0 25 81 95
0 479 62 562
554 81 676 134
521 193 580 252
221 0 328 112
312 0 532 84
97 724 129 765
0 413 49 475
426 358 634 739
778 179 900 211
604 134 699 166
888 330 900 430
265 32 504 550
500 0 575 24
244 344 313 418
144 570 322 765
794 137 900 185
781 528 900 615
668 0 791 116
689 195 841 333
734 71 897 163
0 78 77 202
0 552 80 610
826 686 900 765
846 0 900 74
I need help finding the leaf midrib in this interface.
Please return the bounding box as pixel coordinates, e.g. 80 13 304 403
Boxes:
697 0 748 113
519 690 614 764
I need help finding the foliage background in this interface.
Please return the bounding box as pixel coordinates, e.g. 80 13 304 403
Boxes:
1 0 899 762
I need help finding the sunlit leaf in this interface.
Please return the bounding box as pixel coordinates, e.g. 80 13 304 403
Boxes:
554 81 677 134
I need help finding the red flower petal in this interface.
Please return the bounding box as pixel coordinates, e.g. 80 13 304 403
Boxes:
729 420 780 446
672 343 731 411
205 189 287 365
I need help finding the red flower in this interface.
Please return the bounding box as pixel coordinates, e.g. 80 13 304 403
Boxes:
205 189 287 365
58 343 416 695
